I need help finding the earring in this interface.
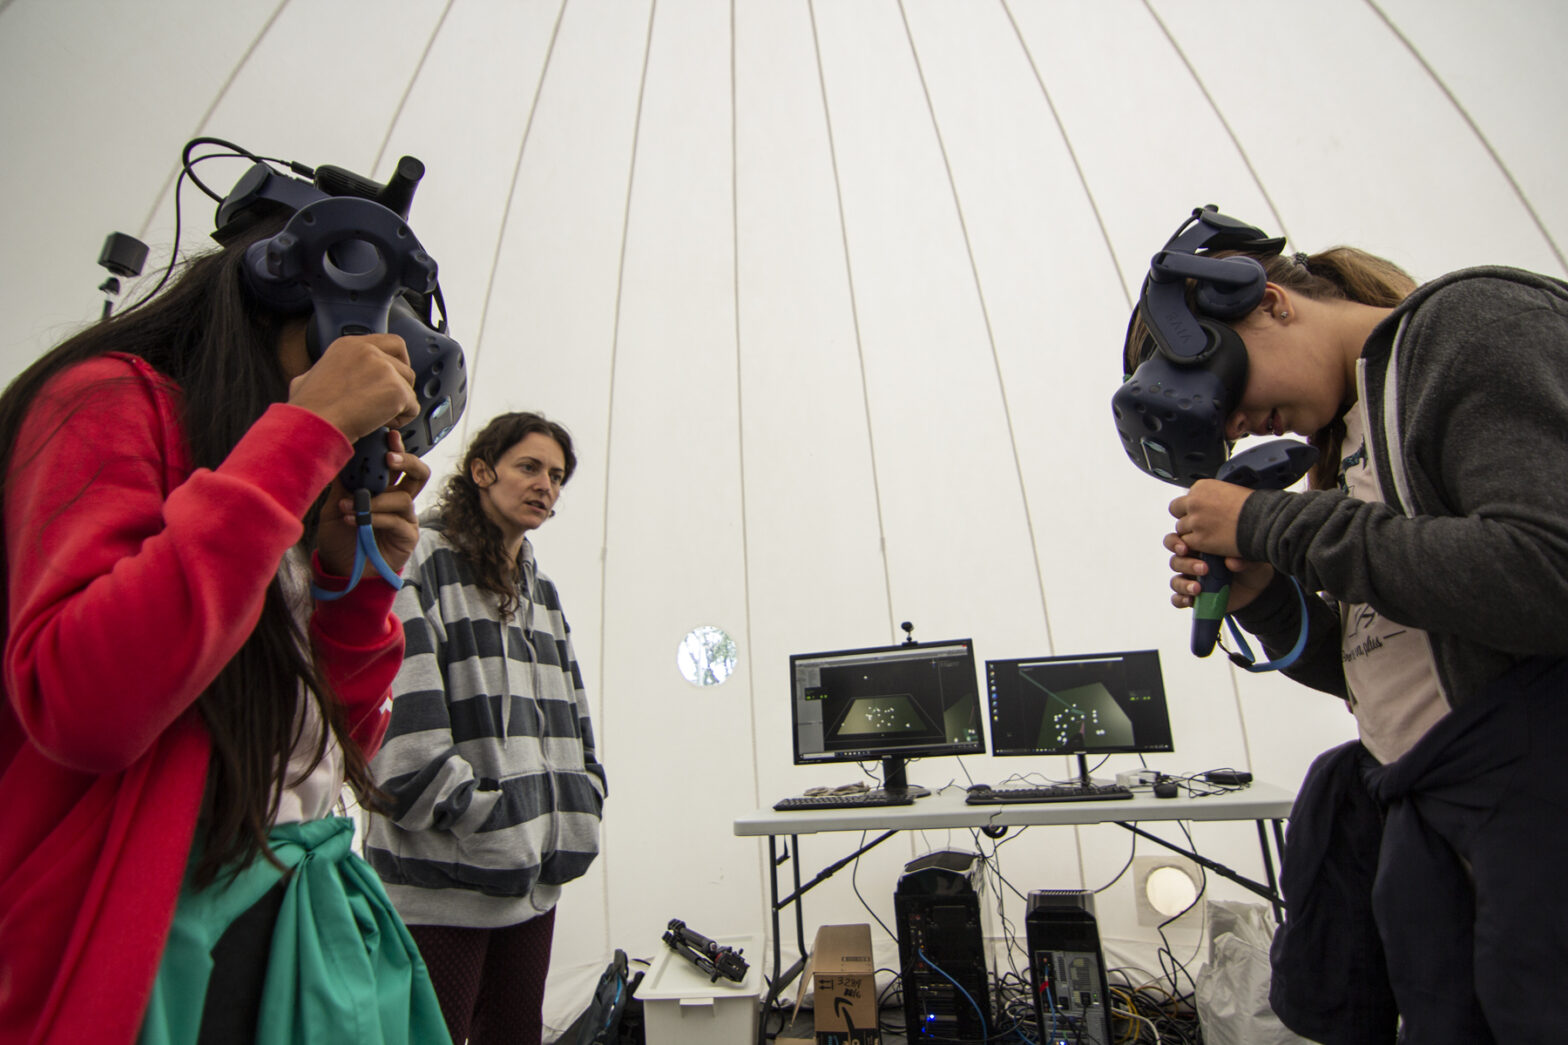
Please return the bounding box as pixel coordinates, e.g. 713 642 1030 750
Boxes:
1278 310 1289 319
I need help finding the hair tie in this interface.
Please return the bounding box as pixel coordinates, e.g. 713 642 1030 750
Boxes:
1293 251 1311 268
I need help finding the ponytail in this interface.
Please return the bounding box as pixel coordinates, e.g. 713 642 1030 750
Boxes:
1261 247 1415 308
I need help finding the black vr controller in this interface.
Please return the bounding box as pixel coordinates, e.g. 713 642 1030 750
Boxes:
209 146 467 494
1188 439 1317 657
1110 207 1316 657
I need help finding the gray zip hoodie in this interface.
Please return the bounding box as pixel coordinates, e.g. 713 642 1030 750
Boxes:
1233 266 1568 709
364 514 606 927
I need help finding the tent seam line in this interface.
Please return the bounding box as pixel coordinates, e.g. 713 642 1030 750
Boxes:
465 0 570 419
1143 0 1290 248
897 0 1056 657
1363 0 1566 275
1000 0 1132 312
140 0 293 244
807 0 897 640
595 0 658 808
369 0 456 177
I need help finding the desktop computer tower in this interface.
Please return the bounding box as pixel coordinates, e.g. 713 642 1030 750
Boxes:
1025 891 1112 1045
894 851 990 1044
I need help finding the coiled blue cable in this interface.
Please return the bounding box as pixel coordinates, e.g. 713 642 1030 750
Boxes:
1224 575 1309 672
310 488 403 601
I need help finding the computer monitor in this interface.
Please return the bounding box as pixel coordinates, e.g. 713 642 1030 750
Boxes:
986 650 1174 783
789 638 985 796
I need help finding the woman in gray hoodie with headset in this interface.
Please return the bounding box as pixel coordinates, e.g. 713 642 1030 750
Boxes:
1130 226 1568 1044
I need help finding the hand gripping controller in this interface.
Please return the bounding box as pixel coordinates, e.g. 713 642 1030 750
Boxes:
1190 439 1318 656
248 195 439 494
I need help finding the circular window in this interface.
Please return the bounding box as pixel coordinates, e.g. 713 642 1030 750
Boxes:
1145 865 1199 918
677 625 737 687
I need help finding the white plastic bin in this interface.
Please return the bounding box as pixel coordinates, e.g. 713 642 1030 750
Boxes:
637 934 762 1045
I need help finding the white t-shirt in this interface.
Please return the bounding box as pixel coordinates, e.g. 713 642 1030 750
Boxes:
272 548 346 825
1337 404 1450 763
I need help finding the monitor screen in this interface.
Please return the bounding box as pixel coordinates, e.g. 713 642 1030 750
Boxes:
789 639 985 769
986 649 1175 757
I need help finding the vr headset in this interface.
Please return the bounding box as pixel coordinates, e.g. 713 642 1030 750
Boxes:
204 141 468 491
1110 205 1284 487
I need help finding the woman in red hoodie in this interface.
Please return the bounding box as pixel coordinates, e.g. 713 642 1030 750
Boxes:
0 207 449 1044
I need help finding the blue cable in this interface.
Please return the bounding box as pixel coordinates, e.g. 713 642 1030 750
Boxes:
1223 575 1309 672
1041 971 1067 1045
310 488 403 601
917 948 987 1042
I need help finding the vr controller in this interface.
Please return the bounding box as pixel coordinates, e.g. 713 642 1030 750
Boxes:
1188 439 1317 656
208 145 467 494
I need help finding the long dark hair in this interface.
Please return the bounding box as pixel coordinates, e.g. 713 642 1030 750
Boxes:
1124 246 1417 489
438 412 576 621
0 216 380 887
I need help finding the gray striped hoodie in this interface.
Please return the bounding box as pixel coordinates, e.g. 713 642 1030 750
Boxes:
364 515 606 927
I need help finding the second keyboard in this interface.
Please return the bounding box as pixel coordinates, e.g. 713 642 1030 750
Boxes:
965 783 1133 805
773 790 917 811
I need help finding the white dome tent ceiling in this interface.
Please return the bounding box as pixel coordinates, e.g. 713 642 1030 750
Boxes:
3 0 1563 1013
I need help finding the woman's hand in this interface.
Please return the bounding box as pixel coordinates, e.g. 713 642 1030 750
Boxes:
1166 481 1271 613
1164 531 1275 614
317 431 431 580
1168 478 1254 560
287 333 420 442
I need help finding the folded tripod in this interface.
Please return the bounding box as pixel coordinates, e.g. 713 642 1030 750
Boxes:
662 918 749 983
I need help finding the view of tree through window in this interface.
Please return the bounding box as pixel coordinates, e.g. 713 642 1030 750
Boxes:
677 625 737 687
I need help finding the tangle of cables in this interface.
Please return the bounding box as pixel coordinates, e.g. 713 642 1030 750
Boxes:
760 796 1227 1043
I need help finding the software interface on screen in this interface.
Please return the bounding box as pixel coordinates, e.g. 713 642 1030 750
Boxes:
986 649 1174 757
790 639 984 765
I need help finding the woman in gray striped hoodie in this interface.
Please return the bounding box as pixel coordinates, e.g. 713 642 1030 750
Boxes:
364 412 606 1045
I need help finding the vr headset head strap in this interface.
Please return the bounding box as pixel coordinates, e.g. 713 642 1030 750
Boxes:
1112 206 1284 486
1139 205 1285 363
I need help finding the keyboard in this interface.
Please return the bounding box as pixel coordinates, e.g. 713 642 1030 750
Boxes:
773 790 918 811
964 783 1134 805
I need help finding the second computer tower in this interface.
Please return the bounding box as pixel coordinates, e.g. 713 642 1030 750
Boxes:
1026 890 1112 1045
894 851 990 1043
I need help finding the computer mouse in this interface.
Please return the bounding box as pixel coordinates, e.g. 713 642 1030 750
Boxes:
966 783 992 794
1153 778 1179 799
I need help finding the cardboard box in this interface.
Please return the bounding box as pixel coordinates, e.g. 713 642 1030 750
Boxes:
806 924 880 1045
637 933 761 1045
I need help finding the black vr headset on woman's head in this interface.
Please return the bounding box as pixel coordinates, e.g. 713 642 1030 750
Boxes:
189 138 468 493
1111 205 1284 487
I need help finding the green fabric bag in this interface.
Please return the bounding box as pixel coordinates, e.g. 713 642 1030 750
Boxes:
140 817 451 1045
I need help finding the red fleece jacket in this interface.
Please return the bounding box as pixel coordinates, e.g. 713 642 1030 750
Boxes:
0 354 402 1045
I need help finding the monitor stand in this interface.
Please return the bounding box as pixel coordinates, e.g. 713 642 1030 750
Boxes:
881 756 931 799
1074 752 1103 790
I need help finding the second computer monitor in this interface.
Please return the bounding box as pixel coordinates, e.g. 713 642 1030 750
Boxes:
986 649 1174 757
